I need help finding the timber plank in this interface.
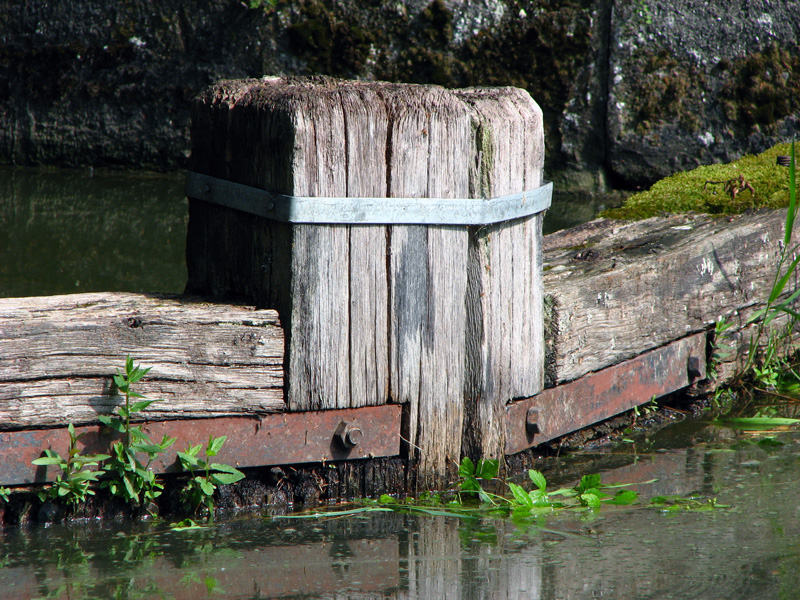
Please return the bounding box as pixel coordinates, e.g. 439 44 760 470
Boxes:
543 210 796 383
380 85 471 487
0 293 284 428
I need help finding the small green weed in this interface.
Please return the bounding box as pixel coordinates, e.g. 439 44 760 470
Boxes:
708 315 735 381
0 487 9 502
32 424 110 506
177 435 245 516
458 457 499 504
99 357 175 507
507 470 641 515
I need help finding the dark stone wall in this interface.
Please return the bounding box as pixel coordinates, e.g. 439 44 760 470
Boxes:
1 0 798 189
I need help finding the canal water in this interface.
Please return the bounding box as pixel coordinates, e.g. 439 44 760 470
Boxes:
2 415 800 599
2 168 796 599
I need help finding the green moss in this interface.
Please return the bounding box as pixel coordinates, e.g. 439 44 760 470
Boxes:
633 50 704 134
601 142 793 220
720 45 800 133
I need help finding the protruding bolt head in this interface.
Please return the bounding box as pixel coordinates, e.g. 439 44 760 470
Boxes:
334 421 363 448
526 407 541 435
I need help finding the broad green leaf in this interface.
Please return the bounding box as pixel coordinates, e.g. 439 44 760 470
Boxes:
128 365 151 384
460 476 481 493
32 456 64 466
113 373 128 390
134 443 164 455
476 458 499 481
528 469 547 491
200 479 214 496
209 463 243 475
605 490 639 505
210 471 245 486
177 452 201 468
207 435 227 456
580 492 602 508
129 400 154 413
508 482 533 508
576 474 601 494
123 474 137 499
459 457 475 478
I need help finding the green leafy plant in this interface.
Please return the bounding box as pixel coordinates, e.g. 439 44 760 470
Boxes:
32 424 110 506
99 356 175 506
0 487 9 502
457 457 499 504
632 395 660 423
507 470 641 515
708 315 736 381
177 435 245 516
744 141 800 375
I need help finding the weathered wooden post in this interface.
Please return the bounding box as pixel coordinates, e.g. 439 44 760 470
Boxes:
185 77 550 488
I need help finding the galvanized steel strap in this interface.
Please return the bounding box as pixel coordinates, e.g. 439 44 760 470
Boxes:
186 171 552 225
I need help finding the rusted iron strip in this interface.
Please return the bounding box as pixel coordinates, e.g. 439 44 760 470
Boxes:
505 333 707 455
0 405 401 486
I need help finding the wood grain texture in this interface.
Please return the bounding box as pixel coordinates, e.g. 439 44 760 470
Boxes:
0 292 284 429
379 84 470 488
188 78 394 412
187 78 549 485
457 87 546 463
543 210 796 383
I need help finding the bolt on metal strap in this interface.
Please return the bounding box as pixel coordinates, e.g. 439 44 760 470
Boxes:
186 171 552 226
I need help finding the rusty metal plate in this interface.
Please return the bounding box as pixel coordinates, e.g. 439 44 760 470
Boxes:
0 405 401 486
505 333 707 455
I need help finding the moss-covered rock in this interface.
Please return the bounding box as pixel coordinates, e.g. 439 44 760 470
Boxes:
602 142 793 220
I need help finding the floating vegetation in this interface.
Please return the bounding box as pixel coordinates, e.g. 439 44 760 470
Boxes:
275 459 724 529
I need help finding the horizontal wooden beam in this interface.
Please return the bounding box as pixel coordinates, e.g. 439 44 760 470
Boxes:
0 292 285 428
0 405 402 485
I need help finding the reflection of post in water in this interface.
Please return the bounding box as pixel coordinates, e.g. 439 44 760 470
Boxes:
402 516 544 599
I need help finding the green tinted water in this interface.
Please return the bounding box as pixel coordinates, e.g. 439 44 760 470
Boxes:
0 166 612 298
0 167 187 298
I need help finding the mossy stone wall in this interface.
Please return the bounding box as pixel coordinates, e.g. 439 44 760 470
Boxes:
0 0 798 188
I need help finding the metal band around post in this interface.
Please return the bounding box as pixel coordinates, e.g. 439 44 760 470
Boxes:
186 171 552 225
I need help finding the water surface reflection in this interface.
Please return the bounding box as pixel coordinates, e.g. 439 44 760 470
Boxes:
2 419 799 599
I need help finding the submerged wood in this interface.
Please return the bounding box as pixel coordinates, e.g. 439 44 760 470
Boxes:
543 209 795 385
0 293 284 429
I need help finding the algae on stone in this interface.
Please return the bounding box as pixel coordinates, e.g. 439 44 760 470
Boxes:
601 142 793 220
